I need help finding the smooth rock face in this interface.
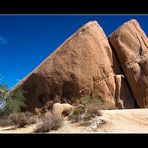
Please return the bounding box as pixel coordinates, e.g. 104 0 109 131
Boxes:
12 21 135 111
109 19 148 108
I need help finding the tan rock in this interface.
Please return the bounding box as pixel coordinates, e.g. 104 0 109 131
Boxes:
11 21 135 111
109 19 148 108
52 103 74 116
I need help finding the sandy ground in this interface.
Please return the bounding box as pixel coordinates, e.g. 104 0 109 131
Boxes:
0 109 148 133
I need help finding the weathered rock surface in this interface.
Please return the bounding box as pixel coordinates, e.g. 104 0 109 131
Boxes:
12 21 136 111
109 19 148 108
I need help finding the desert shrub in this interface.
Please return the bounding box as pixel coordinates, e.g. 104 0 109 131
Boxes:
0 112 36 128
69 91 105 123
0 84 8 116
69 106 102 123
0 116 13 127
5 88 26 114
68 105 85 122
0 84 27 118
8 112 36 128
87 104 102 116
8 113 26 127
0 84 37 128
35 112 63 133
0 110 5 119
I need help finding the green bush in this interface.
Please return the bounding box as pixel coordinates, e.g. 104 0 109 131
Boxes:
0 84 37 128
68 105 85 122
80 90 115 110
0 84 27 118
69 92 104 123
5 88 26 114
0 84 8 108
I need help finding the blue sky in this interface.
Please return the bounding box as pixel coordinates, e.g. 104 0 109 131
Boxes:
0 15 147 89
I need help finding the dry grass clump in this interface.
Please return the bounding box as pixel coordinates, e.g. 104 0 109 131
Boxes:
34 112 63 133
0 112 37 128
69 97 102 123
9 112 37 128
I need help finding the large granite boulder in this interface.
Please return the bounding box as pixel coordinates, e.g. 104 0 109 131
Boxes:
109 19 148 108
11 21 135 111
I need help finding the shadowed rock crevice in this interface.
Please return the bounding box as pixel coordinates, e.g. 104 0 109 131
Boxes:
108 39 136 108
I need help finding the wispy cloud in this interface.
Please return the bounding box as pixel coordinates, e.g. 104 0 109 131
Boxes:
0 36 8 44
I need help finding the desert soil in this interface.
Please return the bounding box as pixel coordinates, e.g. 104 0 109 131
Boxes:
0 109 148 133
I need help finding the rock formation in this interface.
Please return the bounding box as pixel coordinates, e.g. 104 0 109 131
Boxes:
52 103 74 117
109 19 148 108
11 19 148 111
